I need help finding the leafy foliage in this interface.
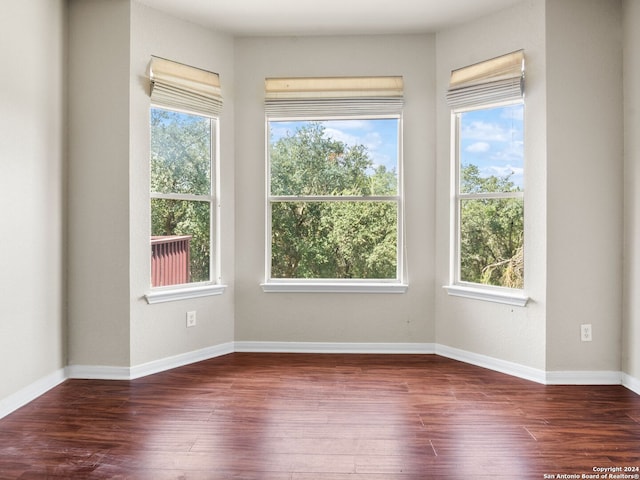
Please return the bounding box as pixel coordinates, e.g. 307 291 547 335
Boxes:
150 108 212 284
269 122 398 279
459 164 524 289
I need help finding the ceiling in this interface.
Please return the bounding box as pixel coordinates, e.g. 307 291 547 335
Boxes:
136 0 523 37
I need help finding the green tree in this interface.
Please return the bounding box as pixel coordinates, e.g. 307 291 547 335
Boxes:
324 199 397 279
270 122 398 279
150 108 211 283
460 164 524 288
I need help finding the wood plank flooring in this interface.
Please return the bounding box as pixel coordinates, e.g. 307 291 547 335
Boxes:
1 353 639 479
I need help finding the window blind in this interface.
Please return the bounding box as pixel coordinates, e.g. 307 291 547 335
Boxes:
265 76 404 117
446 50 524 109
149 56 222 117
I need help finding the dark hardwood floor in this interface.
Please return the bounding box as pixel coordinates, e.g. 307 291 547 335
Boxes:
1 353 639 479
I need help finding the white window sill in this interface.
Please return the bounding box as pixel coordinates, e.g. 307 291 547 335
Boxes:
145 284 227 304
261 282 408 294
443 284 529 307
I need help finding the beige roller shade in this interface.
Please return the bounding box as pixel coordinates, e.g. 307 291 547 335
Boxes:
149 56 222 116
446 50 524 109
265 76 403 117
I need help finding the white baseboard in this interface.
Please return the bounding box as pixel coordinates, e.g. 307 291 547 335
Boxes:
623 372 640 395
545 370 623 385
65 364 131 380
2 343 234 418
234 342 640 392
0 368 66 420
130 342 234 379
435 344 631 387
66 342 235 380
435 344 547 384
233 341 436 354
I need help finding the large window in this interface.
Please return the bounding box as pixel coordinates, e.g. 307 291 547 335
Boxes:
454 103 524 289
150 107 215 287
264 77 405 290
445 50 527 305
145 57 223 302
268 118 400 280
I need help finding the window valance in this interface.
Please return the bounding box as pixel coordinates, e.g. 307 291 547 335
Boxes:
149 56 222 117
446 50 524 109
265 76 404 117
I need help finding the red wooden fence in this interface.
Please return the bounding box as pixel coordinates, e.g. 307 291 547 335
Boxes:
151 235 191 287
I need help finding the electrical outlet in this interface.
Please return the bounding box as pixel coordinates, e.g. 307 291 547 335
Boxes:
186 311 197 328
580 324 592 342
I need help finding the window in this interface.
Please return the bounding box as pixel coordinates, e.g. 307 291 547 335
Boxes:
454 103 524 288
263 77 405 292
145 57 224 303
150 107 215 287
445 51 528 306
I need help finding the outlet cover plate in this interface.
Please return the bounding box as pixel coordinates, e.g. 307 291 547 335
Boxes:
580 324 592 342
186 311 197 328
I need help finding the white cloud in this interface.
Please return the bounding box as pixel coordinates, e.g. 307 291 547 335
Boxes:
324 128 395 170
466 141 490 153
323 127 359 146
269 123 296 140
491 140 524 164
485 164 523 177
500 104 524 120
480 164 524 189
324 119 373 131
462 120 509 142
324 121 381 151
362 131 383 152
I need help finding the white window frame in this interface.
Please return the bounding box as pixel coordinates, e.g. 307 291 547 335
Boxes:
262 114 407 294
145 105 225 304
444 100 528 307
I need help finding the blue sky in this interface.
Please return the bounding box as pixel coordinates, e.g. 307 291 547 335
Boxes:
459 104 524 189
269 119 399 173
268 107 524 189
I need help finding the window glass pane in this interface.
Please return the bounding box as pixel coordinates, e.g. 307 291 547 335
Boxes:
459 104 523 194
269 119 398 196
151 108 211 195
271 201 397 279
151 199 210 285
459 197 524 288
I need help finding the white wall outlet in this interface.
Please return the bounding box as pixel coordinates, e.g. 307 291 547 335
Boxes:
580 324 592 342
186 311 197 328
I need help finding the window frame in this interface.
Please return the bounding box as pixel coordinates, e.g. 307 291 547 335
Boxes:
445 100 529 307
262 113 407 293
145 104 225 304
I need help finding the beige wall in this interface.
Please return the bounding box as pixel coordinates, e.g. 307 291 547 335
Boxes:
67 0 132 367
435 0 548 370
623 0 640 382
234 35 436 345
128 2 236 366
435 0 624 374
0 0 67 403
68 0 236 369
545 0 623 372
